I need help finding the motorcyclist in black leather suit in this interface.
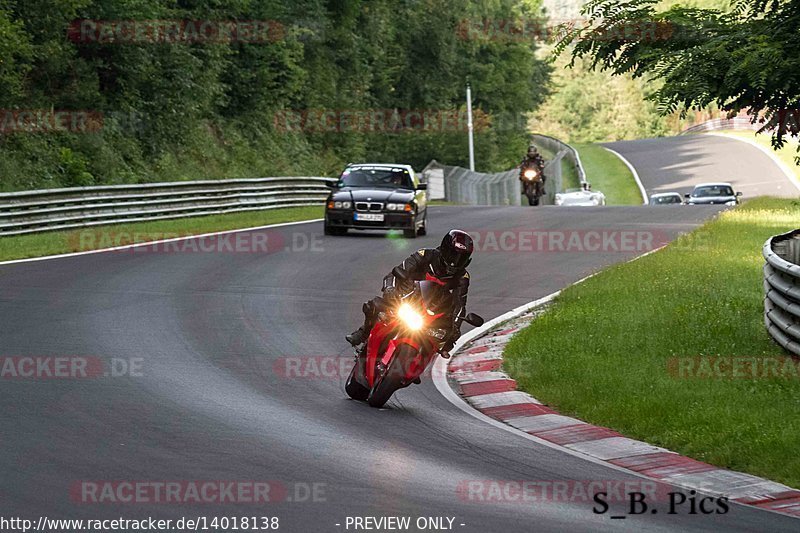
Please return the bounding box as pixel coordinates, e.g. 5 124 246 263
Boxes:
346 230 473 357
520 145 547 195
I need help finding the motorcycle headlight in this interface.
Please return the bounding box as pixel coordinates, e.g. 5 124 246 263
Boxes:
397 303 424 331
523 169 537 180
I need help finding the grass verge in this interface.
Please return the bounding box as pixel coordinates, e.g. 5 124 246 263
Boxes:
0 206 324 262
574 143 642 205
504 197 800 487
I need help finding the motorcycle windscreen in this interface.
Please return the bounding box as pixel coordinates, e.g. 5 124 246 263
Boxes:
417 280 453 315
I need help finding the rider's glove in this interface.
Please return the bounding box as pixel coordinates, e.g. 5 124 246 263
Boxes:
383 286 399 301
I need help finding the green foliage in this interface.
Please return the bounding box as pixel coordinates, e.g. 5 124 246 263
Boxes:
557 0 800 162
0 0 551 191
532 54 670 142
57 147 94 186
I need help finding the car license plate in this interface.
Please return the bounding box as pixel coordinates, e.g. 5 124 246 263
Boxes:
354 213 384 222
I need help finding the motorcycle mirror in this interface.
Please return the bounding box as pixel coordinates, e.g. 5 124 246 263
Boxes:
464 313 484 327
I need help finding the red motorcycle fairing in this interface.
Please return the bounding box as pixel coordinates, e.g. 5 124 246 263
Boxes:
363 316 441 387
424 273 446 286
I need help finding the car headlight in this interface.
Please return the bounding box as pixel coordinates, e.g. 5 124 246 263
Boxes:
591 196 601 205
386 203 413 212
386 203 398 211
332 201 351 209
725 200 736 206
397 303 424 331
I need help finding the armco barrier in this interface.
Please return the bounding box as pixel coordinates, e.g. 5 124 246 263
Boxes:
763 229 800 356
680 116 759 134
0 177 335 236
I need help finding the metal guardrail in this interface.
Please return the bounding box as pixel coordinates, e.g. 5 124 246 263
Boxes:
420 134 584 207
681 116 759 134
445 166 522 206
531 133 587 188
0 177 335 236
763 229 800 356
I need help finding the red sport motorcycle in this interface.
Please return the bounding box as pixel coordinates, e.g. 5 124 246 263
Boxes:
345 267 484 408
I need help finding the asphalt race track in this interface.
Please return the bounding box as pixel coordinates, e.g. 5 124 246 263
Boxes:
605 134 799 198
1 137 798 532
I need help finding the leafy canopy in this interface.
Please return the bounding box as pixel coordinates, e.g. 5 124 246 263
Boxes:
556 0 800 160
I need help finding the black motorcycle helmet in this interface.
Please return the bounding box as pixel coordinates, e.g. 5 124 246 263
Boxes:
435 230 473 276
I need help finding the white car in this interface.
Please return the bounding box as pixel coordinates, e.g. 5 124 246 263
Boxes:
649 192 684 205
554 188 606 206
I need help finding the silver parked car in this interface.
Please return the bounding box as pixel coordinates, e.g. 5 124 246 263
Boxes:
649 192 684 205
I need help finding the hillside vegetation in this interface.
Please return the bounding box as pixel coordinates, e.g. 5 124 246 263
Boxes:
0 0 550 192
536 0 732 143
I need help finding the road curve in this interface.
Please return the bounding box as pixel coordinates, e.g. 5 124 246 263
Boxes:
604 135 798 198
1 201 798 532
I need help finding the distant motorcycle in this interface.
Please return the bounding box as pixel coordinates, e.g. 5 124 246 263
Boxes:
520 164 545 206
345 267 484 408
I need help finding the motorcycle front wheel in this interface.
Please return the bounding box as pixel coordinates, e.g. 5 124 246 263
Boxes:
345 362 370 401
367 345 415 408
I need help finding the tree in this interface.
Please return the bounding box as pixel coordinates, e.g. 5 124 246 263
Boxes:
557 0 800 161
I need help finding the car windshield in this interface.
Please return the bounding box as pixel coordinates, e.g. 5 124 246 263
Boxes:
340 167 413 189
651 195 681 204
693 185 733 197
